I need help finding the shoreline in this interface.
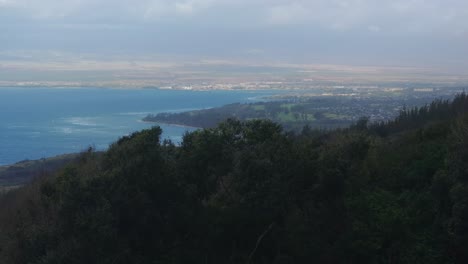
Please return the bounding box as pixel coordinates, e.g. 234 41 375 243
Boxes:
141 119 203 130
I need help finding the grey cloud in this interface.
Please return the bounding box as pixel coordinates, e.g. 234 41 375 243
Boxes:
1 0 468 68
2 0 467 32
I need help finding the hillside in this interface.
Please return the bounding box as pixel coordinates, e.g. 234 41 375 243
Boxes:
1 94 468 263
143 94 452 131
0 153 80 189
144 100 352 130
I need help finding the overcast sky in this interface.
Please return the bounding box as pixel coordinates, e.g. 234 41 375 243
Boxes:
1 0 468 69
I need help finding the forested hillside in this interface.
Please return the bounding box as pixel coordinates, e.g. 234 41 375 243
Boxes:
1 94 468 263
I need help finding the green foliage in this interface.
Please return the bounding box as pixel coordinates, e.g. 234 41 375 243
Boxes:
144 99 353 131
2 94 468 263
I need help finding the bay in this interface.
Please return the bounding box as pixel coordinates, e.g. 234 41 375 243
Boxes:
0 87 277 165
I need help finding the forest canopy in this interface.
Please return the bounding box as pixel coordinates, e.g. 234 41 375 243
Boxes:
1 94 468 263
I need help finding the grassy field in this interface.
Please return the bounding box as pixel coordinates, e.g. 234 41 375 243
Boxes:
251 105 265 111
144 98 360 131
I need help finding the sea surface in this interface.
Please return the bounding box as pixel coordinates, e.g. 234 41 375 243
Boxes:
0 87 278 165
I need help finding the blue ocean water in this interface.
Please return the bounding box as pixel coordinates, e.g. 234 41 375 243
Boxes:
0 87 277 165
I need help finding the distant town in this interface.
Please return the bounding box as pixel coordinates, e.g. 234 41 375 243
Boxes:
144 85 465 131
1 59 467 92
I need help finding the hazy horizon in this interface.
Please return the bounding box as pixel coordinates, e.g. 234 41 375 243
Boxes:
1 0 468 72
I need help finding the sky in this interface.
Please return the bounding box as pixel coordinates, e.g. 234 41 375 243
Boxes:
1 0 468 69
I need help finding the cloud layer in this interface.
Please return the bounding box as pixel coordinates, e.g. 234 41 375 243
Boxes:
2 0 468 33
1 0 468 68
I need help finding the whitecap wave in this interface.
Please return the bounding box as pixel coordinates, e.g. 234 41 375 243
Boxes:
63 117 98 127
60 127 74 134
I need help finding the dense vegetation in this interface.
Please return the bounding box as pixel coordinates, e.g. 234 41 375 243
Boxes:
143 94 453 131
143 97 380 130
0 153 80 188
143 100 343 130
2 94 468 263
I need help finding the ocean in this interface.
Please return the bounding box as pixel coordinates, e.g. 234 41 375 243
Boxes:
0 87 277 165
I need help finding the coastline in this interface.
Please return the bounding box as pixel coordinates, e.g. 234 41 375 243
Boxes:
0 88 271 166
141 119 203 130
